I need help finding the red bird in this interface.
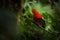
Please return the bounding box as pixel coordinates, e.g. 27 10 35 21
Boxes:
32 8 45 28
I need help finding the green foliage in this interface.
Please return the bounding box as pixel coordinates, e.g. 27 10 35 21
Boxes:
19 1 60 40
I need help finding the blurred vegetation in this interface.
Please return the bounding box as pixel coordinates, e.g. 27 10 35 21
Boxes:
17 0 60 40
0 0 60 40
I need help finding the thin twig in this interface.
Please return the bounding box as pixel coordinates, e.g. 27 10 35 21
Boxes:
24 16 54 34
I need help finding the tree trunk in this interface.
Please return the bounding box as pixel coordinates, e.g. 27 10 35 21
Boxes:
0 0 24 40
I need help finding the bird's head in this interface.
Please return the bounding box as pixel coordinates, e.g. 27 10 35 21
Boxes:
32 8 42 21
